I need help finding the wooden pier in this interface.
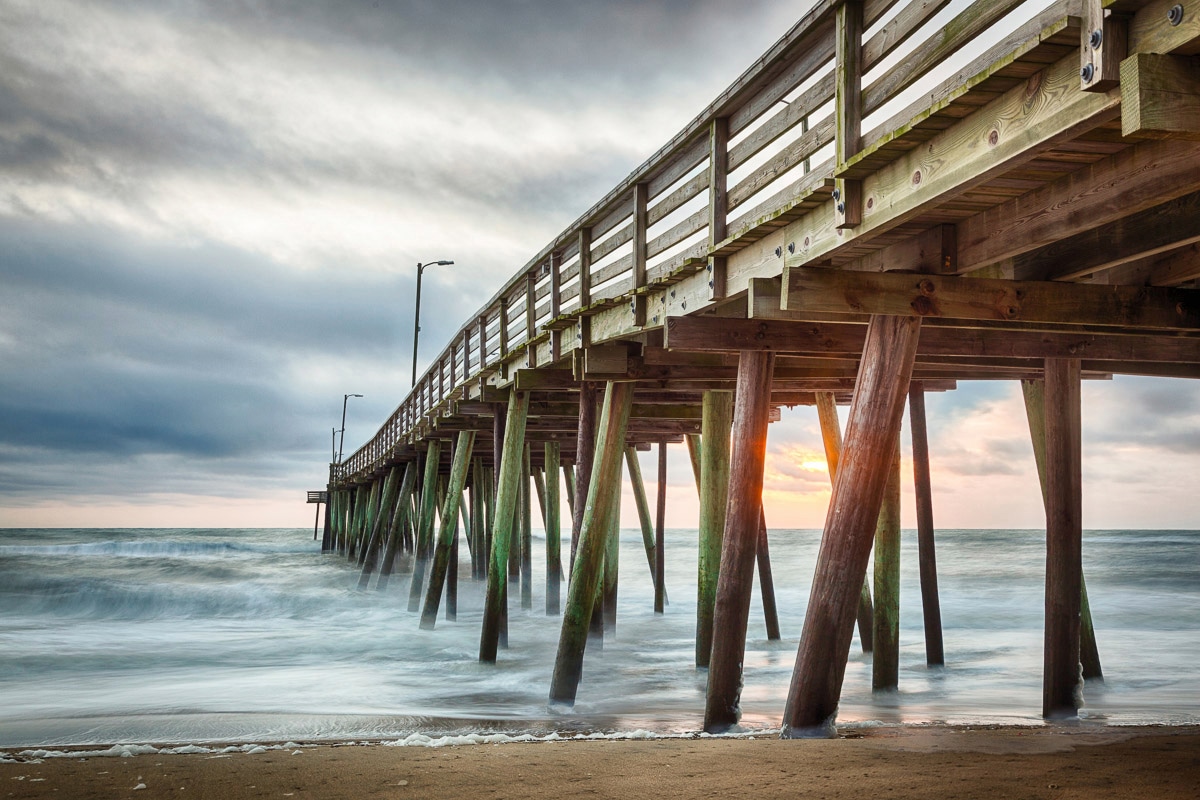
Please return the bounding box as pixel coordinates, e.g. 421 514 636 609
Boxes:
325 0 1200 734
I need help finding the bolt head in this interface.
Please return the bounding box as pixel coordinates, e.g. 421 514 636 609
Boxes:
837 202 846 214
1081 63 1094 82
832 187 841 202
787 242 795 254
1169 4 1184 25
1089 29 1103 49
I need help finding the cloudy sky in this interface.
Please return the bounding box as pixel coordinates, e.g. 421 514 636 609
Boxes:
2 0 1198 531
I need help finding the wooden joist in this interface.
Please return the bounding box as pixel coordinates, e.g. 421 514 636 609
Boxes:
664 315 1200 366
780 266 1200 330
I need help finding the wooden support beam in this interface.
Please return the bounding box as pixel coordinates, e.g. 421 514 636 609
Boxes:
420 430 477 629
815 391 874 653
666 315 1200 364
471 457 485 580
872 432 902 692
1022 379 1103 682
782 266 1200 329
1042 358 1084 719
783 315 921 736
549 382 635 705
545 442 563 615
578 228 593 348
655 441 668 615
1122 52 1200 140
697 389 734 669
479 390 530 663
705 351 775 732
408 442 443 611
909 383 945 667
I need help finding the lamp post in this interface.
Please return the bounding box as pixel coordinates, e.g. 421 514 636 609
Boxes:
412 259 455 386
331 427 337 463
337 393 363 463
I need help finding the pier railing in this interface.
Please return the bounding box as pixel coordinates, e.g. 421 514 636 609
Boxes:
335 0 1080 483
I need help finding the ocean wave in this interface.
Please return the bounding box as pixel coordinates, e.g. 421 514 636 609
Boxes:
0 540 313 558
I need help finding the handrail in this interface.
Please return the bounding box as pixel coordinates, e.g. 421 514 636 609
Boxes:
333 0 1068 483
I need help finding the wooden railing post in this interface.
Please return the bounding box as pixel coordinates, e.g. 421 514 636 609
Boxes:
578 227 593 348
632 183 648 327
526 270 537 367
834 0 863 229
708 117 729 300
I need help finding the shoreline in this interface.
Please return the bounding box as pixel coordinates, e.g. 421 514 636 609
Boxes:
3 724 1199 799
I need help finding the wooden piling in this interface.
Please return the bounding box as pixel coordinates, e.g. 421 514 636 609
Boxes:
548 381 634 704
603 507 619 634
624 447 660 587
358 464 401 590
757 507 781 641
420 429 477 629
704 351 775 732
685 433 702 491
375 463 418 591
697 389 733 669
815 391 874 653
479 390 530 663
470 457 484 579
408 440 443 612
654 441 667 614
1042 358 1084 718
872 433 902 692
1021 378 1102 682
571 382 599 572
355 476 382 565
909 382 945 667
545 441 563 615
563 461 575 518
783 315 921 736
521 445 533 609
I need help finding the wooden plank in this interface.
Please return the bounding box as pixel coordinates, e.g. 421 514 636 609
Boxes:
782 265 1200 329
863 0 1026 117
1122 52 1200 140
704 351 776 733
634 183 649 328
957 138 1200 274
665 315 1200 363
783 315 922 736
789 49 1122 271
709 117 729 301
1011 190 1200 281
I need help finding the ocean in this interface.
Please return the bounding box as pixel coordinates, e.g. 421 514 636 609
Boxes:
1 526 1197 749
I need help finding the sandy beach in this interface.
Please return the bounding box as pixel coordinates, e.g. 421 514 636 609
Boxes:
3 726 1198 799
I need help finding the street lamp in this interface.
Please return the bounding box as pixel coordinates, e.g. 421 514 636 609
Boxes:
412 259 455 386
337 393 363 463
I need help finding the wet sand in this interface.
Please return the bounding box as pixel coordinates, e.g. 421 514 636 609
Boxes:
3 726 1198 799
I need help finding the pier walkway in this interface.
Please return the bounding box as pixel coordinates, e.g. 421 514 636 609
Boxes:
324 0 1200 733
